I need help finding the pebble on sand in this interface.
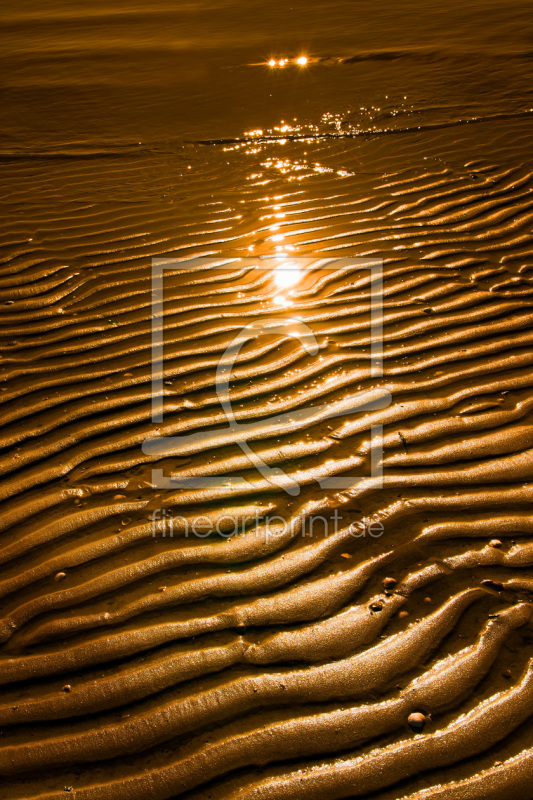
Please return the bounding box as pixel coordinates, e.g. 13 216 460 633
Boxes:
62 685 72 692
408 712 426 732
382 577 397 589
489 539 502 548
369 600 383 612
481 579 504 591
54 572 67 581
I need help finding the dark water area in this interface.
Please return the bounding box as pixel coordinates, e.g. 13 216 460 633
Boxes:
3 0 533 148
2 2 533 799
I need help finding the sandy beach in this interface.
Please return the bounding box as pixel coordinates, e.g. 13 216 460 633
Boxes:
1 1 533 798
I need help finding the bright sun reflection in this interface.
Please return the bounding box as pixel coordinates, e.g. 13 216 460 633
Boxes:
268 56 308 68
273 261 302 290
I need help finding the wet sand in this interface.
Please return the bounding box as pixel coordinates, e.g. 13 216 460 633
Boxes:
1 1 533 798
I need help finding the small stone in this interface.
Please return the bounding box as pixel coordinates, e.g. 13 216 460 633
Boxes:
113 494 126 500
64 789 73 794
423 596 432 604
489 539 502 548
370 600 383 612
340 553 351 559
399 610 409 618
157 586 167 592
493 761 502 766
502 669 512 679
121 518 131 526
54 572 67 581
4 300 14 305
62 684 72 692
408 712 426 732
382 577 397 590
123 373 133 377
481 579 504 591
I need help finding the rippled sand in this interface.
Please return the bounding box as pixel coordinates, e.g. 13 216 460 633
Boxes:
2 1 533 798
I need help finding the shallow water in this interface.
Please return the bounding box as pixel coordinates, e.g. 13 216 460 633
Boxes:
1 2 533 799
